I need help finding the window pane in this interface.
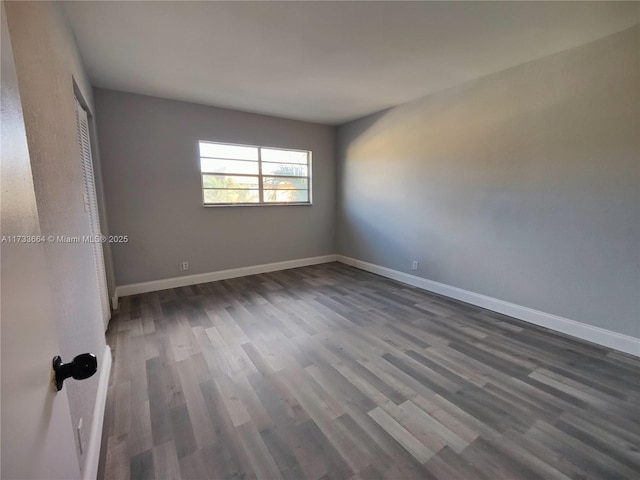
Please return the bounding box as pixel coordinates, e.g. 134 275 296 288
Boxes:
203 174 259 189
199 141 311 206
262 163 308 176
264 189 308 203
201 158 259 175
262 176 308 190
200 142 258 160
261 148 308 164
203 189 260 204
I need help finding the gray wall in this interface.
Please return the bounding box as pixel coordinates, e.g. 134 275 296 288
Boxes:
337 26 640 338
5 1 109 472
94 89 336 286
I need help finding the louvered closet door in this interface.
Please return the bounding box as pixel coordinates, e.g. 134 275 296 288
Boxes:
75 98 111 328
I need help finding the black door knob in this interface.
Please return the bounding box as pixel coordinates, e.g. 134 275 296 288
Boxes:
52 353 97 391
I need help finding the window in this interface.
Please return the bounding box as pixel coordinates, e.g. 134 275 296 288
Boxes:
199 141 312 206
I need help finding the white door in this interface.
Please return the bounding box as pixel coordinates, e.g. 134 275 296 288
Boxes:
0 4 81 478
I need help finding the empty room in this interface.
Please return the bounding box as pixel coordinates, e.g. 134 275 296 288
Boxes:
1 1 639 479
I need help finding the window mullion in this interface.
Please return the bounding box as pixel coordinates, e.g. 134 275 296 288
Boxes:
306 152 311 203
258 148 264 204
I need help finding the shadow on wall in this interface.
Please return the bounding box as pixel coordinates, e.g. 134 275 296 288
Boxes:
338 105 501 280
336 26 640 337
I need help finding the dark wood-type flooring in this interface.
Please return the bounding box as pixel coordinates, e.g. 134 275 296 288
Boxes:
98 262 640 480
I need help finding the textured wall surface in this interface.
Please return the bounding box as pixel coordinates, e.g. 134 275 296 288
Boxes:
6 1 108 472
1 4 81 477
337 26 640 338
94 89 336 286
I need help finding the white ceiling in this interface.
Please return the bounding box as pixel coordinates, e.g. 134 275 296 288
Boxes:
63 1 639 125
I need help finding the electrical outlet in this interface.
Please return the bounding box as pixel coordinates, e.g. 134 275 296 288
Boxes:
412 260 419 270
77 418 83 455
180 261 189 271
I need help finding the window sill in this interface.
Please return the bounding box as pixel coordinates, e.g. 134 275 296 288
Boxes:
203 202 313 208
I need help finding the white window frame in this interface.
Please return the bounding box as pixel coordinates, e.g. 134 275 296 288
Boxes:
199 140 312 206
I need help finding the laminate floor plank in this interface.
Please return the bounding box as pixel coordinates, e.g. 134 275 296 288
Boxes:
368 406 434 464
130 450 154 480
151 441 181 480
424 445 493 480
100 263 640 479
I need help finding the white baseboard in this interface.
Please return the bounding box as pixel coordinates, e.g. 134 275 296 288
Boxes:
82 345 112 480
337 255 640 357
111 252 638 357
113 254 338 303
